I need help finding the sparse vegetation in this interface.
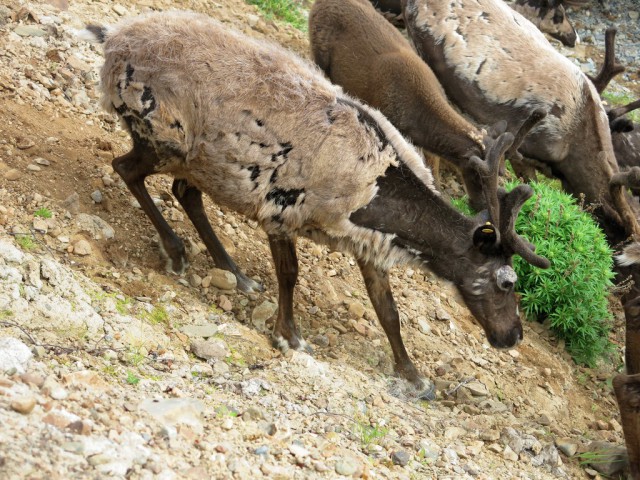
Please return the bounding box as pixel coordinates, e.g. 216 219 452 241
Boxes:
353 418 388 447
246 0 308 30
142 305 169 326
33 207 52 219
15 234 36 250
126 371 140 385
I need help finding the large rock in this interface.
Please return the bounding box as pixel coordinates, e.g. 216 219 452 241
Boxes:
76 213 115 240
0 337 33 374
139 398 205 433
209 268 237 290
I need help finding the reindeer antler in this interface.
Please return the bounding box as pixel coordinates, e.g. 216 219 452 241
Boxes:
469 129 550 268
505 108 548 164
609 99 640 122
498 185 551 268
589 27 626 93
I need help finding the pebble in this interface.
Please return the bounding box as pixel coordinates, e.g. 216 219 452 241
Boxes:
555 438 578 457
26 164 41 172
208 268 237 290
252 301 277 328
348 301 365 318
0 337 33 374
10 396 37 414
34 157 50 166
391 449 411 466
334 456 359 476
72 239 92 256
91 190 103 203
4 169 22 181
190 338 229 361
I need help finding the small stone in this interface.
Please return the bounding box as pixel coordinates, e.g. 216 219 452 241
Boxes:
49 386 69 400
76 213 115 240
14 26 46 37
289 443 310 457
391 450 411 466
63 193 80 214
418 318 431 334
181 324 218 338
10 396 37 414
252 301 277 328
34 157 50 166
255 446 269 456
90 190 103 203
480 429 501 442
464 381 489 397
4 169 22 181
112 4 128 15
191 338 229 361
209 268 237 290
213 361 230 375
218 295 233 312
555 438 578 457
629 11 639 21
435 308 451 321
335 456 359 476
348 301 365 318
584 441 628 477
508 349 520 359
42 409 80 430
536 414 552 426
72 239 92 256
311 335 329 347
503 445 518 462
27 164 41 172
189 273 202 288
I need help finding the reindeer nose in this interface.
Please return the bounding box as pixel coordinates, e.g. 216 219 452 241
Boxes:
488 324 523 349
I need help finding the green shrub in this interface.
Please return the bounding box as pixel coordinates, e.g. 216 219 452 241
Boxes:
452 177 615 366
247 0 308 31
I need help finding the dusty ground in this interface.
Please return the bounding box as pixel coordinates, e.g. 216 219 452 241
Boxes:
0 0 638 479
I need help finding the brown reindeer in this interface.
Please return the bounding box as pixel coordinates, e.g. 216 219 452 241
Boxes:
310 0 506 211
83 11 548 393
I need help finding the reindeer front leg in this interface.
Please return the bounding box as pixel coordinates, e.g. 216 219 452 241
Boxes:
171 179 263 293
112 147 187 274
268 234 312 353
358 259 433 398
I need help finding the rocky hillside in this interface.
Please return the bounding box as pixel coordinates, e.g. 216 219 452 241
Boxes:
0 0 637 479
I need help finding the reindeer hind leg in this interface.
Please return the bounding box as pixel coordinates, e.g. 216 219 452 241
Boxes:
171 179 263 293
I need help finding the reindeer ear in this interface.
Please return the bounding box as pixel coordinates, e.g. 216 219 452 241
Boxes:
473 221 498 250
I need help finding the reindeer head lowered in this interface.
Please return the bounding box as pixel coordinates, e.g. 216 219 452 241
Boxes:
454 129 551 347
350 113 549 352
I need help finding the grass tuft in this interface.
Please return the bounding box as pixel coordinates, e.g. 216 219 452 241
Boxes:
247 0 308 30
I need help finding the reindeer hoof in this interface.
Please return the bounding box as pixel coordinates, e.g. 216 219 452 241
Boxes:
235 272 264 293
165 255 188 276
273 335 314 355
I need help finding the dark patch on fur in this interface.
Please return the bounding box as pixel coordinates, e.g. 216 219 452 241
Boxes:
327 107 337 124
336 98 389 151
170 119 183 131
476 60 486 75
125 64 134 88
271 214 283 224
140 86 156 117
256 119 264 127
266 188 304 209
270 166 279 183
86 24 107 43
247 165 261 182
271 142 293 162
156 141 185 160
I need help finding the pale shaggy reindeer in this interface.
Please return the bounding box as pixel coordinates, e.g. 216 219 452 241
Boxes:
402 0 640 245
368 0 579 47
310 0 514 212
85 11 549 391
